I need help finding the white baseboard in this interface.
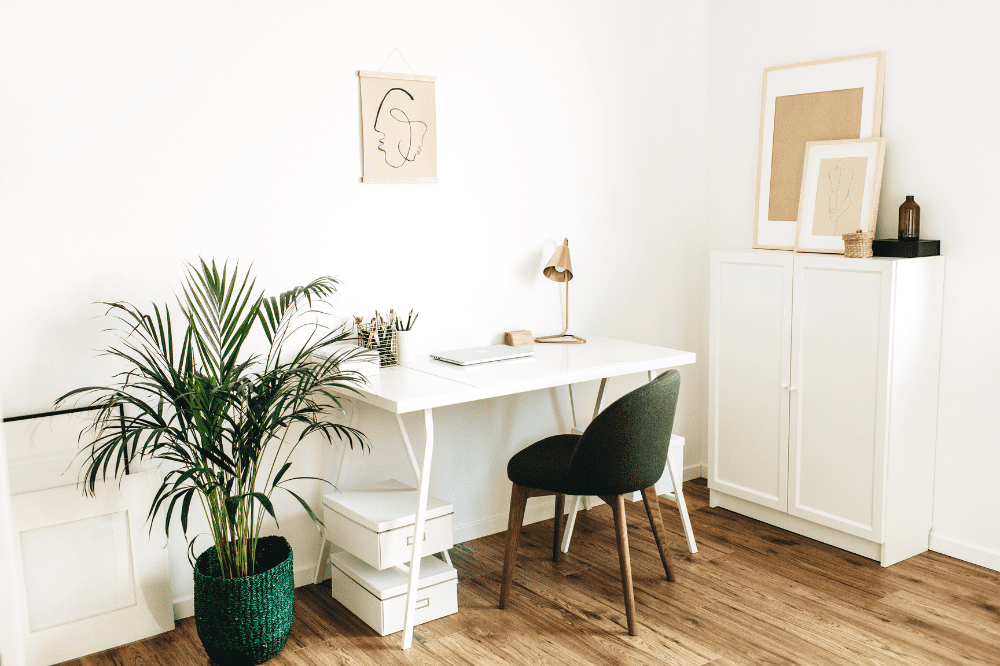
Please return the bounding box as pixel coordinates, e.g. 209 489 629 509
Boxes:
930 531 1000 573
452 498 556 545
173 597 193 621
172 562 318 620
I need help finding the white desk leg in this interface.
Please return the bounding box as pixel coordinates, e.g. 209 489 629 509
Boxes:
666 456 698 553
560 495 582 552
397 413 450 566
395 413 422 484
314 405 357 585
592 377 608 421
561 378 608 553
568 383 578 429
561 384 581 553
401 408 434 650
313 539 330 585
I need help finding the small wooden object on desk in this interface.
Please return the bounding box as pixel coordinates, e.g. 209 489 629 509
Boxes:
504 330 534 347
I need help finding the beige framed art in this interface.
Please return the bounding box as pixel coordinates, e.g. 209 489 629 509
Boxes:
794 138 886 254
753 52 885 249
359 70 437 183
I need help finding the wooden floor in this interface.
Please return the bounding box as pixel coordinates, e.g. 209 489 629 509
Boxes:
61 479 1000 666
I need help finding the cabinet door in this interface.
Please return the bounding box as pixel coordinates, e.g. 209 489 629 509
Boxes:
709 252 793 511
787 256 891 541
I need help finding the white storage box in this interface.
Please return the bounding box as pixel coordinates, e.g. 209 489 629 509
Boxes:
321 479 454 570
330 551 458 636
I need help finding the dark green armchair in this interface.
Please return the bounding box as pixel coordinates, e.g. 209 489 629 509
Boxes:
499 369 681 635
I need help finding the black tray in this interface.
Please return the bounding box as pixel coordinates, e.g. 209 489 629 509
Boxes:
872 239 940 258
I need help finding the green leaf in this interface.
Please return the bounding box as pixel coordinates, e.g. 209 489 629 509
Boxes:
284 489 323 532
251 492 277 525
180 488 195 536
272 462 292 488
62 259 363 578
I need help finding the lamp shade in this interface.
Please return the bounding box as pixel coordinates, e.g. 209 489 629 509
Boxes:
542 238 573 283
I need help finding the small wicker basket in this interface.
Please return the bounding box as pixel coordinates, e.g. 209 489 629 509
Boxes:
842 229 875 258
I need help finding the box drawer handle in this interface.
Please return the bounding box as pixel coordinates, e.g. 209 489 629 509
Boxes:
415 597 430 610
406 532 427 546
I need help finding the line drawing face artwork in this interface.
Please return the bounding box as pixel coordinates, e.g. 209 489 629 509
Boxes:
811 156 868 236
827 165 854 227
374 88 428 168
359 71 437 183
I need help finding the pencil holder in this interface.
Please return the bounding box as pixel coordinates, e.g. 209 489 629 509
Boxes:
356 321 398 367
396 330 416 364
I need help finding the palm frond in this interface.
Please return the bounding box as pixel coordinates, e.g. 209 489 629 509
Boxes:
60 260 366 579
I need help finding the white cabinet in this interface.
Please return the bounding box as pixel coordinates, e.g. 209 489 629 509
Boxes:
708 250 945 567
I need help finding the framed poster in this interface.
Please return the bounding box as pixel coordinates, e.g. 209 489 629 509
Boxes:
794 138 886 254
359 70 437 183
753 53 885 249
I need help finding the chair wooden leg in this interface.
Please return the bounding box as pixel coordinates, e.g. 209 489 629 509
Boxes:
553 493 564 562
641 485 675 582
500 483 530 609
602 494 637 636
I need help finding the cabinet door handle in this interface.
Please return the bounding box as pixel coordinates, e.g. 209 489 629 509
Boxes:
780 383 789 389
407 532 427 546
415 597 430 610
788 385 797 392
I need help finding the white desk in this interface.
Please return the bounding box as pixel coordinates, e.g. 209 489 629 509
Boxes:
328 335 695 649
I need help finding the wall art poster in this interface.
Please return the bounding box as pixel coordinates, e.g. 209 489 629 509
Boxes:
359 70 437 183
753 53 884 249
794 138 886 254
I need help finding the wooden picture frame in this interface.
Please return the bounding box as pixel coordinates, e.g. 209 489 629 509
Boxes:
794 138 886 254
753 52 885 250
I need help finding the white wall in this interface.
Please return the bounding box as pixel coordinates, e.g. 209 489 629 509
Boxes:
706 0 1000 570
0 0 709 617
0 384 27 666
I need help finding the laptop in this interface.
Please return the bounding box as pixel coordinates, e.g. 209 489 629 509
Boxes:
430 344 535 366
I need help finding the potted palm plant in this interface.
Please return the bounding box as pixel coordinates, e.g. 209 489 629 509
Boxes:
58 260 368 665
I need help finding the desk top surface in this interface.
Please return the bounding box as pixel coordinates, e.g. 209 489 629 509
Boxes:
346 335 695 414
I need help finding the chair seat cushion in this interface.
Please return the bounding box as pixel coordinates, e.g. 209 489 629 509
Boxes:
507 434 581 494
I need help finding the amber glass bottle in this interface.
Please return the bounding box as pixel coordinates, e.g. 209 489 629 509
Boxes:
898 196 920 240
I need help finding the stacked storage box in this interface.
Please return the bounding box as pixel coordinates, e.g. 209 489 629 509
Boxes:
321 479 456 635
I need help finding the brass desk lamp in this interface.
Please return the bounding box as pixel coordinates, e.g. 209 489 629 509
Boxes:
535 238 586 344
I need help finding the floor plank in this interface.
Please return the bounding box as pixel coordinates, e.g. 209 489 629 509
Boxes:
54 479 1000 666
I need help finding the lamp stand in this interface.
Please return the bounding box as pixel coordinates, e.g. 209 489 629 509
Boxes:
535 280 586 344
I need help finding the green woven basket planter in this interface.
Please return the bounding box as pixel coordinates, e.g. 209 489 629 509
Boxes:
194 536 295 665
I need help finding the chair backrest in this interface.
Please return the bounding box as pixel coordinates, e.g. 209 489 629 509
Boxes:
567 369 681 496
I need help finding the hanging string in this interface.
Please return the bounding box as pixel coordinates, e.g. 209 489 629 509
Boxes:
378 48 417 75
